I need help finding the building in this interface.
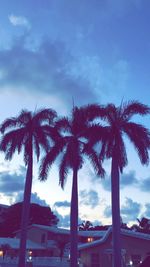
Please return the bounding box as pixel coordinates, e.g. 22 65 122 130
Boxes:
1 223 150 266
78 227 150 267
0 204 9 223
15 224 106 257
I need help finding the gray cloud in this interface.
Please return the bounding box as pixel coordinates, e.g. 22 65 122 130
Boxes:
79 189 99 208
140 177 150 192
144 203 150 218
121 198 141 222
0 35 96 106
101 171 138 191
103 205 112 218
103 198 141 223
54 201 70 208
0 170 24 196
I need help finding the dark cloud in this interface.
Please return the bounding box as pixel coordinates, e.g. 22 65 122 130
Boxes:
79 190 99 208
121 198 141 222
101 171 138 191
0 35 96 106
54 201 70 208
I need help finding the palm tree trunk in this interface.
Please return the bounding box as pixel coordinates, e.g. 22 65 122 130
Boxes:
111 155 122 267
18 140 33 267
70 167 78 267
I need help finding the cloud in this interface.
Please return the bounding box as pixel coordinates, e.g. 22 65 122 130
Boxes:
103 205 112 218
52 208 70 228
8 14 30 28
144 203 150 218
120 171 138 188
54 201 70 208
15 192 48 206
121 198 141 222
79 190 99 208
101 171 138 191
0 36 96 106
103 198 141 223
140 177 150 192
0 170 24 196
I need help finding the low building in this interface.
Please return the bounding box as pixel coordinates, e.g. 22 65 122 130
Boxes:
78 227 150 267
15 224 107 258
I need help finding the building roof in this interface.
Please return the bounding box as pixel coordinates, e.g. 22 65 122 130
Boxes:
31 224 70 235
78 227 150 250
78 230 106 238
0 238 45 250
28 224 107 238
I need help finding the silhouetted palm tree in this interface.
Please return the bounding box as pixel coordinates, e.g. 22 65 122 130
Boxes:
89 101 150 267
39 105 105 267
0 108 57 267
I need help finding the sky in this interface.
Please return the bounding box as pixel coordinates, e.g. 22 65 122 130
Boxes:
0 0 150 228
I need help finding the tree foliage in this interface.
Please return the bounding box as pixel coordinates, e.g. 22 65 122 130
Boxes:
0 202 59 237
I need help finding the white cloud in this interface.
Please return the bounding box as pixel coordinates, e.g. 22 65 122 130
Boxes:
8 14 30 28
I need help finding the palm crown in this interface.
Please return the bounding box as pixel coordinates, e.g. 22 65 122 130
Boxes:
92 101 150 171
40 105 105 187
0 108 57 163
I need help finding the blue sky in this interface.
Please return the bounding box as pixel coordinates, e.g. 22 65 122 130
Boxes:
0 0 150 228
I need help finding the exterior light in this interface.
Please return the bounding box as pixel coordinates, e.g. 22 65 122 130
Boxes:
87 237 93 242
0 250 3 257
129 260 133 265
29 250 32 255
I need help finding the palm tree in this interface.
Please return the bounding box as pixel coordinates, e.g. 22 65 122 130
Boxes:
89 101 150 267
39 105 105 267
0 108 57 267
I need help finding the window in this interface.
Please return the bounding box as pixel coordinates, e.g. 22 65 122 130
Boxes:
91 253 100 267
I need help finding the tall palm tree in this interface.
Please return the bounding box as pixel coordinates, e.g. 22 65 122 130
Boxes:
89 101 150 267
0 108 57 267
39 105 105 267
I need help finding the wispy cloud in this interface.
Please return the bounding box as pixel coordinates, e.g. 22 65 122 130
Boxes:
8 14 30 28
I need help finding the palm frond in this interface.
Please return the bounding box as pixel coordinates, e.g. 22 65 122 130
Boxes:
0 117 18 133
39 140 65 181
123 101 150 119
59 154 69 189
83 144 105 177
18 110 31 125
124 122 150 165
81 103 106 121
33 108 57 124
55 117 70 132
